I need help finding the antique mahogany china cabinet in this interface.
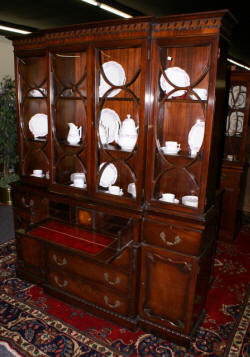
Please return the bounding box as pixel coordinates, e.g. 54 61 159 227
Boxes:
219 70 250 242
11 10 235 345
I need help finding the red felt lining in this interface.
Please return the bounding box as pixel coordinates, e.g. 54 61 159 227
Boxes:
29 221 115 255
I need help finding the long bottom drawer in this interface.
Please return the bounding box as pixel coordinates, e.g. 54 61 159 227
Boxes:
48 269 129 315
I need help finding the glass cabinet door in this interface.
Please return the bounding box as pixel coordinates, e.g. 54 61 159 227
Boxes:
94 43 147 206
51 50 88 193
224 83 248 163
16 54 49 182
147 41 212 211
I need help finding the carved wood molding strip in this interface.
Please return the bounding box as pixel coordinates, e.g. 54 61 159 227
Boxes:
153 17 222 33
12 22 151 49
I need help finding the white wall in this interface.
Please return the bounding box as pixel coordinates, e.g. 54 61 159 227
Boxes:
0 36 14 81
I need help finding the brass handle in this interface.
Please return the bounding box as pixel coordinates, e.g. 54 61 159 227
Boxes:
104 272 120 286
21 197 34 208
104 296 120 309
53 254 67 266
160 232 181 246
54 275 68 288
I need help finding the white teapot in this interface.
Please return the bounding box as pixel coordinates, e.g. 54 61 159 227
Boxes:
117 114 138 150
67 123 82 145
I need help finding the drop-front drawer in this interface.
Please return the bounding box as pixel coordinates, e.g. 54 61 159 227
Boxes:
48 269 129 315
142 219 203 255
48 247 129 294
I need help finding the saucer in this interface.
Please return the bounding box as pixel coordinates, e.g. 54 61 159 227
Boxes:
31 173 44 178
161 147 179 155
70 183 87 188
159 197 179 204
108 191 123 196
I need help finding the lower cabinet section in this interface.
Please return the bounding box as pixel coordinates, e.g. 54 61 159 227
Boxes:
14 200 218 346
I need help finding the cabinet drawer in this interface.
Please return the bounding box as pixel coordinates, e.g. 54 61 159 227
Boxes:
48 269 129 315
143 219 202 255
48 247 129 294
12 190 49 221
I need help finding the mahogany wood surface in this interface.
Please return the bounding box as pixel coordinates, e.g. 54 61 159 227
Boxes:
11 11 235 344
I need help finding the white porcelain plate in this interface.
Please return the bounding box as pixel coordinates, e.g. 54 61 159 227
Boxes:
99 162 118 187
226 111 244 135
99 61 126 98
160 67 190 98
229 85 246 108
99 108 121 144
188 120 205 153
29 113 48 138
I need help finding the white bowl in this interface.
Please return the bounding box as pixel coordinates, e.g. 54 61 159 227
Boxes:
182 195 198 208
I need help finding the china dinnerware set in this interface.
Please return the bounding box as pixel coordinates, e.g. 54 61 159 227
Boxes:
159 193 179 204
161 141 181 155
99 110 138 151
99 61 126 98
30 88 47 97
226 112 244 136
159 192 198 207
70 173 86 188
188 119 205 157
161 119 205 158
160 66 207 101
29 113 48 139
31 169 44 178
99 162 136 197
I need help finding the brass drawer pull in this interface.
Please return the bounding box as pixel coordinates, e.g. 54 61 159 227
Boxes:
21 197 34 208
160 232 181 246
53 254 67 266
104 296 120 309
54 275 68 288
104 272 120 286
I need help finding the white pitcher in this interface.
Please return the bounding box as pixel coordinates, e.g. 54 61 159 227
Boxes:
67 123 82 145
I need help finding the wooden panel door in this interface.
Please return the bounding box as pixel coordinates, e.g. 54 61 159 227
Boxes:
139 245 198 334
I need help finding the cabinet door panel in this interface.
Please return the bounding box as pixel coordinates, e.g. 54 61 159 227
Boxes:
139 245 198 333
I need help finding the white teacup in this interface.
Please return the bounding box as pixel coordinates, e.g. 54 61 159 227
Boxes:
165 141 181 153
161 193 175 202
108 185 123 195
33 169 43 177
226 154 234 161
73 177 85 188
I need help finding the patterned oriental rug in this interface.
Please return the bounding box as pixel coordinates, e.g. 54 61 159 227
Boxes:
0 227 249 357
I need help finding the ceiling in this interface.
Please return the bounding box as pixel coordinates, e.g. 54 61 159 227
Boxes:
1 0 249 66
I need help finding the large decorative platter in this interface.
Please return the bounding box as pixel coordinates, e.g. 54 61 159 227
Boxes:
99 162 118 187
99 108 121 144
226 111 244 136
29 113 48 138
188 119 205 153
160 67 190 98
229 85 246 108
99 61 126 98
